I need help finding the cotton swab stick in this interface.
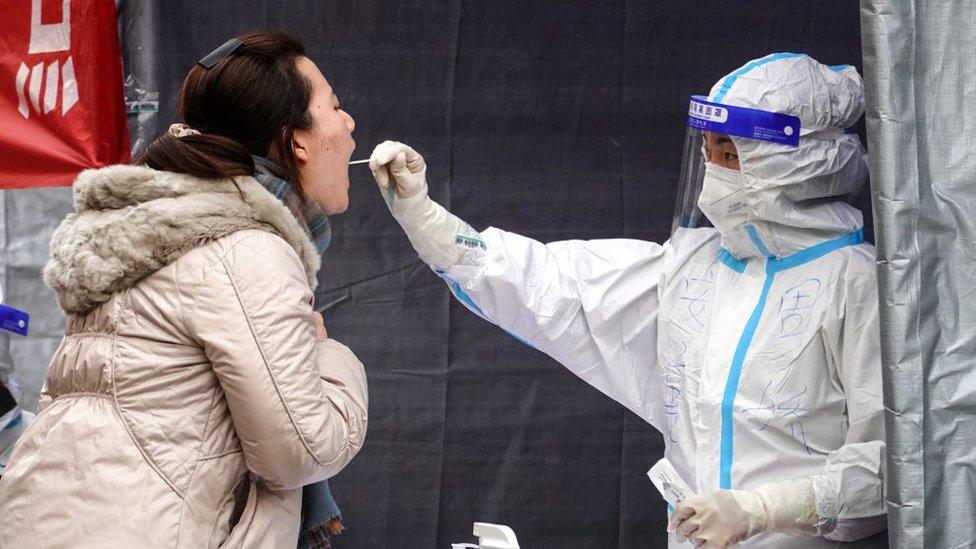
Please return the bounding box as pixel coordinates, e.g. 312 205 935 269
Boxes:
348 158 370 165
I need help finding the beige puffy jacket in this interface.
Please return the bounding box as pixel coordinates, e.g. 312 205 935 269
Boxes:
0 166 368 548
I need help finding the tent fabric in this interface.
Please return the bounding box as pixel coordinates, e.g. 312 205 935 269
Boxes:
861 2 976 547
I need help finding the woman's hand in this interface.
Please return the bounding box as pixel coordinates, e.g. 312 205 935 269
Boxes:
313 311 328 341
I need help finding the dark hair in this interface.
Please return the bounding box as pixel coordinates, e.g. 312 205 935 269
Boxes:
136 30 313 186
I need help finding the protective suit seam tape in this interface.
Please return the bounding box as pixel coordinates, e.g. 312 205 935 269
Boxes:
717 228 864 490
745 224 773 257
711 52 806 103
436 272 536 349
769 229 864 272
718 248 746 273
719 270 776 489
1 412 20 431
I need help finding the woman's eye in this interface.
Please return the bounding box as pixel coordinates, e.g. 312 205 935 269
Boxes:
724 152 737 161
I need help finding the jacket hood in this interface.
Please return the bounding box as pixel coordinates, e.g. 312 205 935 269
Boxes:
44 165 320 315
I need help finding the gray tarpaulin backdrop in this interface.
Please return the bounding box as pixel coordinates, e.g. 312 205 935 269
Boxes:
1 2 873 548
861 2 976 548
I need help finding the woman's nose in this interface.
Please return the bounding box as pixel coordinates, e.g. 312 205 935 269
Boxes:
341 109 355 133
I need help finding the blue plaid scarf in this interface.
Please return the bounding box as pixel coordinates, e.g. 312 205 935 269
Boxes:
252 157 332 255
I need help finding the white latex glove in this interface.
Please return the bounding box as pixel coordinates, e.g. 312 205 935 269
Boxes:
668 478 820 547
369 141 428 203
369 141 482 271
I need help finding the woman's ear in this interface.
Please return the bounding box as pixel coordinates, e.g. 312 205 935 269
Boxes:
291 128 310 164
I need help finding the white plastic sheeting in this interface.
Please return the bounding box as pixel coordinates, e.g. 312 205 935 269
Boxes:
0 187 73 410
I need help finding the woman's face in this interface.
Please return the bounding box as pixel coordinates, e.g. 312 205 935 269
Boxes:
291 56 356 214
702 131 740 170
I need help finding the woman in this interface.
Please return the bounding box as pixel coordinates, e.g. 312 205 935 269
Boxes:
0 31 367 548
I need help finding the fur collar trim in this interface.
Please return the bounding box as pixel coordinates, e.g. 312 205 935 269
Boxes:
44 165 320 315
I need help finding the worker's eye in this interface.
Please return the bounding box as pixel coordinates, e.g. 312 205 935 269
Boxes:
724 151 738 162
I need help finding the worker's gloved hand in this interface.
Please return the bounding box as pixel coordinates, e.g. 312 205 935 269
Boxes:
668 478 820 548
369 140 429 203
369 141 481 271
669 489 767 547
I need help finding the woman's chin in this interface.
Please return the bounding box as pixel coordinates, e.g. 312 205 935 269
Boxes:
322 194 349 215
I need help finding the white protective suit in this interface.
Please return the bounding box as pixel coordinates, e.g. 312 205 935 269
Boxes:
372 53 886 548
0 284 34 476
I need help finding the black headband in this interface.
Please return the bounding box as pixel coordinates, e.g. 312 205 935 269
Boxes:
197 38 243 69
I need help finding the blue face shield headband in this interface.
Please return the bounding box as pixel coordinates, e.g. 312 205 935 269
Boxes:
0 305 28 337
687 95 801 147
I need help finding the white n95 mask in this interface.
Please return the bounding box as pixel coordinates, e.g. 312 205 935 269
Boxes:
697 164 750 235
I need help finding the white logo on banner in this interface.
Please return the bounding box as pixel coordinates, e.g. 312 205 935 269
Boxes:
15 0 77 119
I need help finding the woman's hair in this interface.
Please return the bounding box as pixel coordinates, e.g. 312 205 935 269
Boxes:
136 30 313 186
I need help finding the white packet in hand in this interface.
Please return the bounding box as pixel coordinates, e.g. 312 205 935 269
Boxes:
647 458 696 507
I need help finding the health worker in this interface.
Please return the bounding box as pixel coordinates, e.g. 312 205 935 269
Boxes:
370 53 885 548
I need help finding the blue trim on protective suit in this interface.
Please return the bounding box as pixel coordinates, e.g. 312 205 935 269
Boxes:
2 412 21 431
829 64 852 73
718 248 746 273
718 228 864 489
711 52 806 103
744 224 773 258
437 272 536 349
719 266 775 488
769 228 864 272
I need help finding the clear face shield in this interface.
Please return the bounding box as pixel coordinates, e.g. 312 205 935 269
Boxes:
671 95 802 233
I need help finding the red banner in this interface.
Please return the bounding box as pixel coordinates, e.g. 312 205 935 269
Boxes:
0 0 130 188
